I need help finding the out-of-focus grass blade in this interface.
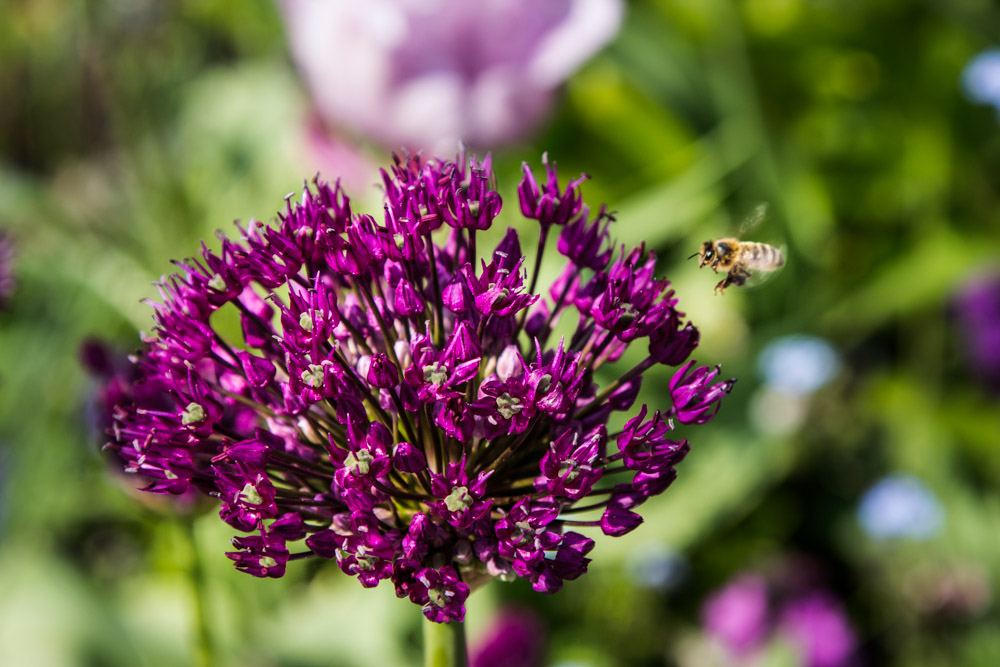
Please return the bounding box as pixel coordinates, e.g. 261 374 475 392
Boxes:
824 227 992 332
613 119 758 248
594 430 798 564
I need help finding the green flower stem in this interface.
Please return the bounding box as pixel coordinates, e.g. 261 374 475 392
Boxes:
423 618 468 667
182 517 215 667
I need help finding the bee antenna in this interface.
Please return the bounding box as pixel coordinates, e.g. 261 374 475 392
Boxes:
686 252 699 260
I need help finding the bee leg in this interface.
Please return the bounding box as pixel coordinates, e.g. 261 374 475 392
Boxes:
714 275 731 295
714 268 751 295
729 268 751 287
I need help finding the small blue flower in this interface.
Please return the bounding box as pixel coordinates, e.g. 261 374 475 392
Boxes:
963 49 1000 112
628 546 689 591
758 335 840 396
858 475 943 540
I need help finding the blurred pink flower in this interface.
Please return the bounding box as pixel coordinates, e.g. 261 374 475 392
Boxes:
954 271 1000 391
281 0 623 153
472 608 545 667
0 231 14 310
703 564 859 667
702 574 770 657
779 593 857 667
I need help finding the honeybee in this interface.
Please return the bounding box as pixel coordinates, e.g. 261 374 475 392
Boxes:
691 205 785 294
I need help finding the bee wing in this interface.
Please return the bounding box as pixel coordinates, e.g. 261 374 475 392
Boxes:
743 270 779 289
738 203 769 236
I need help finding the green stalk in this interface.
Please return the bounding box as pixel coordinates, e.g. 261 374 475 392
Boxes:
183 516 214 667
423 619 468 667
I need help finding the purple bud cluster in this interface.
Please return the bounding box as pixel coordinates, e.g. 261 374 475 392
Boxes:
105 152 733 622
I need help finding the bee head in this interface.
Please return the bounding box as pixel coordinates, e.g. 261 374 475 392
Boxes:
692 240 714 266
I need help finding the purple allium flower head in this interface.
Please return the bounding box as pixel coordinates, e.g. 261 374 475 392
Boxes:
954 272 1000 390
104 152 731 622
779 593 858 667
472 608 545 667
702 574 770 657
281 0 624 152
0 231 14 309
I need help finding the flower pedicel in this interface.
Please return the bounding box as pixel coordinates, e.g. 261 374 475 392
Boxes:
107 152 733 623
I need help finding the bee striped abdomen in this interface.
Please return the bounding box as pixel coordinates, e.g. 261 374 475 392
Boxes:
742 242 784 271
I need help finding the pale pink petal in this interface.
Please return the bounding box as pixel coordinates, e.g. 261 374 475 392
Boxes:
281 0 624 150
530 0 625 86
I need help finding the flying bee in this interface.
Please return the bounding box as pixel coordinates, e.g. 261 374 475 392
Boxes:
691 205 785 294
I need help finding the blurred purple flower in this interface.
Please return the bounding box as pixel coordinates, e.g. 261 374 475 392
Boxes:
779 593 857 667
81 338 148 439
857 474 943 541
303 113 379 194
472 609 545 667
80 338 205 511
703 565 859 667
702 574 770 657
281 0 623 152
80 338 190 451
0 231 14 309
954 272 1000 390
963 49 1000 113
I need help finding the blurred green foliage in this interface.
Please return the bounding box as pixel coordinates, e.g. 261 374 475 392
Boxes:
1 0 999 665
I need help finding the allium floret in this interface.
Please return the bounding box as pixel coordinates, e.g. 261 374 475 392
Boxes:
105 152 733 622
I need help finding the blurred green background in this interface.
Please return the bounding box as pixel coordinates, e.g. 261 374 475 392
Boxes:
1 0 1000 665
